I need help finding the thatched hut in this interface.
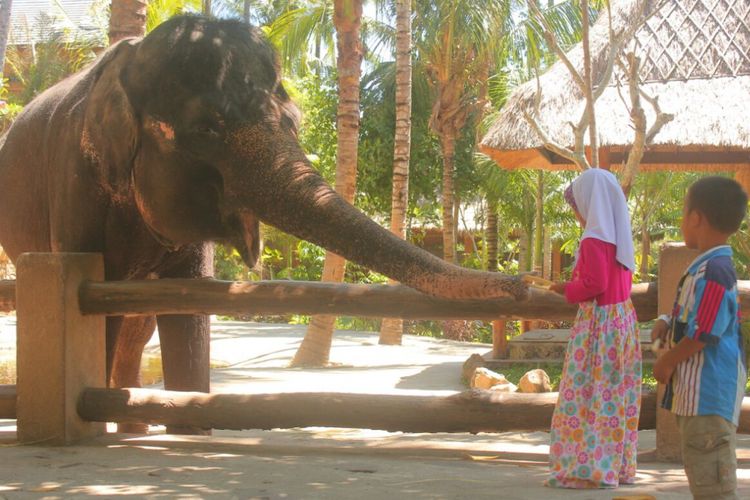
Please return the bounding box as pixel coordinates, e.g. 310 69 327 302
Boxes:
480 0 750 188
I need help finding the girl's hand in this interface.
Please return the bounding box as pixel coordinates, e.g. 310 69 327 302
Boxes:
549 282 566 295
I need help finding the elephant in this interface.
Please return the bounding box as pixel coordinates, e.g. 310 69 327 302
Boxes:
0 15 526 433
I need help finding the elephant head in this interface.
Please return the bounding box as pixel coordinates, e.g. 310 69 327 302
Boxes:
82 15 526 301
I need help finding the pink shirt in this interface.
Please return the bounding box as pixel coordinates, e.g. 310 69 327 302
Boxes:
564 238 632 305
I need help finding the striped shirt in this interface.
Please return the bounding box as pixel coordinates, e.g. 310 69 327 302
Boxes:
661 245 747 425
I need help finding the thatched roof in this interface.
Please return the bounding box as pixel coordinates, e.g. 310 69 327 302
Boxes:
480 0 750 172
9 0 103 47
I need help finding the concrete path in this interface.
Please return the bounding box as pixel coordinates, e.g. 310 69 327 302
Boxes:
1 317 748 499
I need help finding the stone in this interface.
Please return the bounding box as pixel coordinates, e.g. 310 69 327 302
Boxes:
488 379 518 393
471 367 514 390
518 369 552 393
462 353 486 385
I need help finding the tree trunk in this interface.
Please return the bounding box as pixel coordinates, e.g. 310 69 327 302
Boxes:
640 215 650 280
441 133 457 264
108 0 147 44
581 0 598 167
243 0 251 22
518 229 529 273
202 0 212 16
543 230 552 280
0 0 13 79
487 198 504 357
486 199 499 272
533 171 544 274
292 0 363 367
379 0 412 346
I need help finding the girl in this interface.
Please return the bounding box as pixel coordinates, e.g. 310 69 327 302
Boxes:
546 168 642 489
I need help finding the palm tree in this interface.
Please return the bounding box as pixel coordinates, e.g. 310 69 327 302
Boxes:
413 0 511 264
109 0 148 43
267 0 335 77
378 0 412 346
291 0 363 367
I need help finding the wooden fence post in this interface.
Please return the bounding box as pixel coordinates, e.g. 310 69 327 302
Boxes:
491 320 507 358
16 253 106 445
655 243 699 462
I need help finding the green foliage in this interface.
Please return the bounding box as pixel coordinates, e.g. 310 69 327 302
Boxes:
214 243 257 281
296 72 338 184
287 240 326 280
0 82 22 134
5 16 100 105
146 0 201 33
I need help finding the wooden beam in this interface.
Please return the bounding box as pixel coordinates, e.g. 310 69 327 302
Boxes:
0 280 13 312
0 384 15 419
78 279 660 322
6 276 750 322
77 388 659 433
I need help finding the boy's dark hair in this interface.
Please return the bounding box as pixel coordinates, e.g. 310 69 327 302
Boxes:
687 176 748 234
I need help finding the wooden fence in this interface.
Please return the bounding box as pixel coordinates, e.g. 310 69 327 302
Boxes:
0 251 749 456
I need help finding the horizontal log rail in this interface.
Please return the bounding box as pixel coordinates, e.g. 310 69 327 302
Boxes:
77 388 658 433
0 384 15 419
3 277 750 321
76 279 658 321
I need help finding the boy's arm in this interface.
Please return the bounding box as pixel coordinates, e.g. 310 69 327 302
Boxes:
653 267 734 384
653 337 705 384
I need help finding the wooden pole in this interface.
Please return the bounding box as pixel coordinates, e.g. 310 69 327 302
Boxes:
78 279 660 322
78 388 659 434
655 244 700 462
16 253 106 445
0 384 15 419
734 169 750 196
491 320 508 358
0 279 13 312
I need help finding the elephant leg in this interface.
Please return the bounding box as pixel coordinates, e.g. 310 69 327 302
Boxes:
106 315 157 434
157 243 213 435
157 314 211 435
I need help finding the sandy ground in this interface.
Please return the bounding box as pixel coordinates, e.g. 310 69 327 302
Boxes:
1 317 749 499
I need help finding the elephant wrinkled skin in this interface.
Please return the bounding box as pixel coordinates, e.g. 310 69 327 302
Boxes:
0 16 525 434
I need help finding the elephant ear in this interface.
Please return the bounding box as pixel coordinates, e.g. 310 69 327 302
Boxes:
81 39 140 193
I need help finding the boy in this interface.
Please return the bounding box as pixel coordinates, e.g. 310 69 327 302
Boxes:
653 176 748 500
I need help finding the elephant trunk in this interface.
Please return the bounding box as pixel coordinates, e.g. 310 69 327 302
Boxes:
233 136 527 301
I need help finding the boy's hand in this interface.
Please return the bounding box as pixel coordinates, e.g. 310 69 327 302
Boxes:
651 318 670 343
653 356 675 384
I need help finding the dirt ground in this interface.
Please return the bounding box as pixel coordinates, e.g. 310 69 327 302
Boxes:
1 318 749 499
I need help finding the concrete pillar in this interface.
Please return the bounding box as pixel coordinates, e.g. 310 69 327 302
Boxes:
16 253 106 445
655 243 700 462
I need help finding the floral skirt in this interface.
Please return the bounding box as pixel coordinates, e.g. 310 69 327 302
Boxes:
547 299 642 489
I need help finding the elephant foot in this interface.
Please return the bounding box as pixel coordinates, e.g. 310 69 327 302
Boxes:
116 422 150 434
166 425 212 436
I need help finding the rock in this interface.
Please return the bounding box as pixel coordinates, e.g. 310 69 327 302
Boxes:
462 353 486 385
489 380 518 393
518 369 552 393
471 367 514 390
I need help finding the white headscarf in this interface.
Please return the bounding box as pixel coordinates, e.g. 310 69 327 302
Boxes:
570 169 635 272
